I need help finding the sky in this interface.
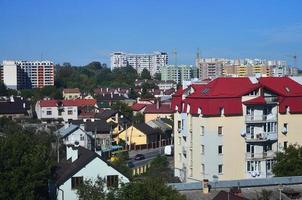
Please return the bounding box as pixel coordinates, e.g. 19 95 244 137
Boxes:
0 0 302 67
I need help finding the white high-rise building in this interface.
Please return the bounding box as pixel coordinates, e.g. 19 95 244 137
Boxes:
110 51 168 75
0 60 55 89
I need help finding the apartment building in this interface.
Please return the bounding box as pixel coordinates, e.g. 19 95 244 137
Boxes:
110 51 168 75
161 65 198 84
0 60 54 89
172 77 302 182
198 61 223 80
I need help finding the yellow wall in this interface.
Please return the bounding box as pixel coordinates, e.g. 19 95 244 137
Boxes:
118 126 147 145
278 113 302 149
144 113 172 123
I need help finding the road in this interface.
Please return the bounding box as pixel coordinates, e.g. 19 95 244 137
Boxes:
128 147 165 167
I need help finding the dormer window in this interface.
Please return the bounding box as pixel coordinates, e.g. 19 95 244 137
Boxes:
285 87 290 93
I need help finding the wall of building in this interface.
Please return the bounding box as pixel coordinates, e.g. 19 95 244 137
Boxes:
57 157 129 200
118 127 147 145
144 113 172 123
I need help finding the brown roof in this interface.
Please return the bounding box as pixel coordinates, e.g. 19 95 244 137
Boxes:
63 88 81 94
213 191 249 200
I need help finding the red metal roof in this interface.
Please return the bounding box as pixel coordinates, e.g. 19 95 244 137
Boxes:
39 99 96 107
131 103 147 111
259 77 302 97
172 77 302 116
243 96 266 105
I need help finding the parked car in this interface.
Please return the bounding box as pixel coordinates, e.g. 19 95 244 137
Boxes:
134 154 145 160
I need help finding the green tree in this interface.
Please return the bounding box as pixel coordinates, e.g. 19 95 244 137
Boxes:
132 112 144 124
0 119 55 200
114 177 186 200
272 144 302 176
0 82 8 96
154 72 161 81
111 102 133 119
77 176 186 200
140 68 151 80
144 155 174 182
76 176 106 200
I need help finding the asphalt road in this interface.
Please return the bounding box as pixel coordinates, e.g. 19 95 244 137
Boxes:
128 147 165 167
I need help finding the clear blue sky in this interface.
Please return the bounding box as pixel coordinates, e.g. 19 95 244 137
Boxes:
0 0 302 67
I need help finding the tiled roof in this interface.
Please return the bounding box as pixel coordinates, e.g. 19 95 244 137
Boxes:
144 104 174 114
95 110 118 119
213 191 249 200
0 100 29 114
39 99 96 107
131 103 147 111
63 88 80 94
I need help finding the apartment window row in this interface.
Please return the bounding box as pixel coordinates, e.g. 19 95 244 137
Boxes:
201 126 223 136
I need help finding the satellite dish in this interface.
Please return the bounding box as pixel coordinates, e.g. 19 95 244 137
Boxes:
240 131 246 137
74 141 80 147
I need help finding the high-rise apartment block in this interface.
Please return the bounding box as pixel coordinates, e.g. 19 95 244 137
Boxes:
172 77 302 182
110 51 168 75
160 65 198 84
0 60 55 89
196 57 298 79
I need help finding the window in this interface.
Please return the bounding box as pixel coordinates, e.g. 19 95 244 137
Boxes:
218 126 223 136
201 126 205 136
284 123 288 130
181 119 184 130
68 110 73 115
177 120 181 129
218 145 223 154
284 141 288 150
201 164 205 174
107 175 119 187
201 145 205 154
80 135 84 141
46 110 52 115
71 176 83 189
246 144 250 153
218 164 223 174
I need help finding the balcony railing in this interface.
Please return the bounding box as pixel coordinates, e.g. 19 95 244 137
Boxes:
245 132 277 142
245 114 277 123
246 151 275 160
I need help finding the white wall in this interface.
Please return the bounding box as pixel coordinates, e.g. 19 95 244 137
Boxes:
57 157 129 200
3 62 18 89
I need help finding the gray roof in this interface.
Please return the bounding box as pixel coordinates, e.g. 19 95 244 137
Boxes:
56 124 79 138
146 119 172 132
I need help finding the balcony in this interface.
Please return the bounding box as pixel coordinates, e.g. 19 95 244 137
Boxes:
245 114 277 123
245 132 277 142
246 151 275 160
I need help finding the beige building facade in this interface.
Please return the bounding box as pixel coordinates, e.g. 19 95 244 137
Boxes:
172 77 302 182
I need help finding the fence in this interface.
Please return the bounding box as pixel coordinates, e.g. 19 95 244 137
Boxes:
123 138 172 151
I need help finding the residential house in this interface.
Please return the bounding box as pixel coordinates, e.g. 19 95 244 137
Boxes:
70 119 112 153
96 93 128 109
0 96 31 119
51 145 129 200
131 103 148 115
143 101 174 122
118 123 158 146
95 110 130 138
146 118 173 143
35 99 97 122
172 77 302 182
63 88 81 100
56 124 93 150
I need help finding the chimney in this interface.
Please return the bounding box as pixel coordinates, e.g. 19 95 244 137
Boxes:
23 103 26 109
111 93 113 98
10 96 14 102
106 88 109 92
66 145 79 162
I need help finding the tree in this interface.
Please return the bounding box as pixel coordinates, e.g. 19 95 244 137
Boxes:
154 72 161 81
0 82 8 96
77 176 186 200
0 118 55 199
144 155 174 182
132 112 144 124
111 102 133 120
113 177 186 200
273 144 302 176
76 176 106 200
140 68 151 80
